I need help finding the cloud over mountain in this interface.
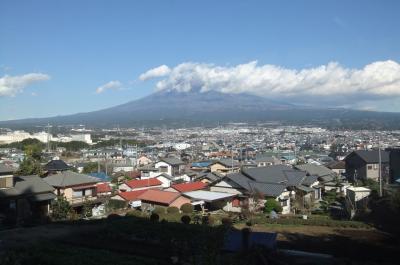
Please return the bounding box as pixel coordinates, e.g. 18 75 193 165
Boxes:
140 60 400 105
95 80 123 94
139 65 171 81
0 73 50 97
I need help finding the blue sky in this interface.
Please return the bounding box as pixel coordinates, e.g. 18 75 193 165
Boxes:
1 0 400 120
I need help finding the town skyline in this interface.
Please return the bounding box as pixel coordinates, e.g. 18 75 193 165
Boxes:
1 0 400 121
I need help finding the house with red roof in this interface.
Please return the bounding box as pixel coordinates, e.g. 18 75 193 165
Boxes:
137 189 191 210
111 190 148 208
96 183 113 196
118 178 163 192
165 181 207 193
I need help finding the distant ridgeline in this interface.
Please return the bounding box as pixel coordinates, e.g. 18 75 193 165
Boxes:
1 90 400 130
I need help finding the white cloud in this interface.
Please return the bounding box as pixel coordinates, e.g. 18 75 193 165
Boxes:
95 80 123 94
0 73 50 97
139 65 171 81
139 60 400 104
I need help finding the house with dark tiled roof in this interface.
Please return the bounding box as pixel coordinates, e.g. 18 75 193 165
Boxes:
43 171 102 207
44 159 70 175
210 165 321 214
0 173 56 222
344 150 389 182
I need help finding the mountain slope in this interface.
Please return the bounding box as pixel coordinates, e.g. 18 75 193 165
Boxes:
1 90 400 129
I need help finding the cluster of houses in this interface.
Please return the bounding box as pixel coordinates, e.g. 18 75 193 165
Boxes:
1 148 399 224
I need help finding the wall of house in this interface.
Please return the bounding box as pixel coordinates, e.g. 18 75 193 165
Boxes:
210 180 243 195
277 191 291 214
345 155 366 181
223 201 241 212
366 163 380 180
210 163 229 174
155 161 172 176
156 176 171 188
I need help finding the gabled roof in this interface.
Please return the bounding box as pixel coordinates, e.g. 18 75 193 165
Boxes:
183 190 235 202
160 157 185 166
171 181 207 192
96 183 112 193
346 150 389 163
225 173 287 197
125 178 162 189
0 163 15 174
242 165 307 186
210 159 240 168
43 171 100 188
137 189 180 205
44 159 70 171
0 175 55 198
295 164 336 178
118 190 147 201
325 160 345 170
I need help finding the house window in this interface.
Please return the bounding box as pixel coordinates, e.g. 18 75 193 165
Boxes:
84 189 92 196
280 200 288 207
373 164 378 170
367 165 372 170
159 166 168 173
73 190 83 198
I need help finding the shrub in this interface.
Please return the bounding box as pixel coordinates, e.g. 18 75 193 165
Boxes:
153 206 166 215
105 199 127 211
202 215 215 225
221 217 233 227
181 215 191 224
51 196 71 220
126 210 142 217
150 213 159 222
245 220 253 227
167 206 179 214
180 203 194 214
264 199 283 213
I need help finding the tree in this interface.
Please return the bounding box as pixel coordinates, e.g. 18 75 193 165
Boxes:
16 157 43 176
264 198 283 213
15 143 43 176
50 196 71 220
82 199 93 218
24 144 43 161
82 162 105 174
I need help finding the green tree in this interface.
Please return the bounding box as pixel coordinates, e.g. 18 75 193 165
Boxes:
16 157 43 176
24 144 43 161
50 196 71 220
82 199 93 218
15 143 43 176
82 162 105 174
264 198 283 213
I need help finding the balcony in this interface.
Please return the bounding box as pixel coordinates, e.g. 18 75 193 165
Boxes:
68 195 106 206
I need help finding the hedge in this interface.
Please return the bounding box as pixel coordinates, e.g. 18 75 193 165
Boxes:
249 216 370 228
180 203 194 214
167 206 179 214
